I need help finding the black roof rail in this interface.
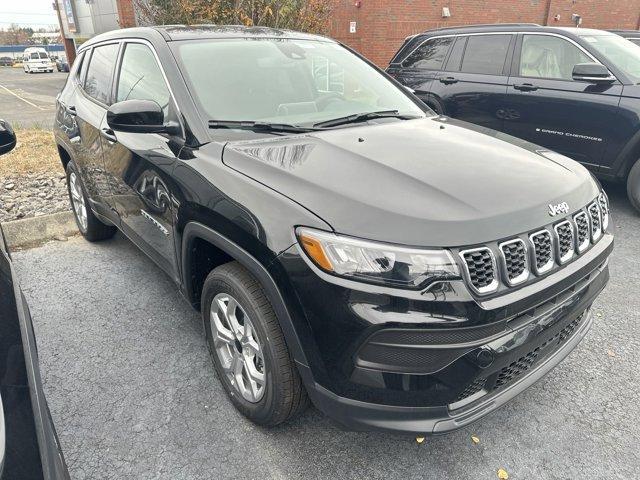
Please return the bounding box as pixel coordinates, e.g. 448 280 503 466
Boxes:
425 23 541 33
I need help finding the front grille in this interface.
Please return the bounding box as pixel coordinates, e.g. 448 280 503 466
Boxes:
499 239 528 285
529 230 554 274
574 212 590 253
554 221 574 264
598 192 609 230
460 247 497 293
588 202 602 241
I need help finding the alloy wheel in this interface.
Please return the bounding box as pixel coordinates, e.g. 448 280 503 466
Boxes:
69 172 87 231
210 293 266 403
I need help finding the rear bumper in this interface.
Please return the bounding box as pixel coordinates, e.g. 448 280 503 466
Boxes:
301 305 595 435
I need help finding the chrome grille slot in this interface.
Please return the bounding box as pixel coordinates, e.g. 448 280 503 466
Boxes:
573 211 590 253
588 202 602 241
460 247 498 294
529 230 554 275
499 239 528 285
598 192 609 231
553 220 574 265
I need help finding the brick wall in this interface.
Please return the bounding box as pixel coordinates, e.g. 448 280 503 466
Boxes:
329 0 640 67
116 0 137 28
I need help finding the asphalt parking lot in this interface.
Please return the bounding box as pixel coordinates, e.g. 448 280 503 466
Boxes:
11 181 640 480
0 67 67 128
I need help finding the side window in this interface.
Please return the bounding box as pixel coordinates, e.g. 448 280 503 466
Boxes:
116 43 171 117
443 36 467 71
460 35 512 75
83 43 119 104
402 37 454 70
72 51 85 84
519 34 592 80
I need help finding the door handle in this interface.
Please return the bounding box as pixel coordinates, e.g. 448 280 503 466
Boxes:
63 104 76 116
100 127 117 143
513 83 538 92
439 76 458 85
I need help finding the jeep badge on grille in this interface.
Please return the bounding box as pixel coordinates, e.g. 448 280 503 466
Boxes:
548 202 570 216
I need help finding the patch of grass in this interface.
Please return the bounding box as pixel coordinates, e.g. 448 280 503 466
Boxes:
0 129 62 177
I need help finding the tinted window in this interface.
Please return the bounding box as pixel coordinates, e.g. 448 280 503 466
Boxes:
444 36 467 71
461 35 511 75
79 50 90 83
520 34 591 80
402 37 454 70
84 43 119 104
117 43 171 117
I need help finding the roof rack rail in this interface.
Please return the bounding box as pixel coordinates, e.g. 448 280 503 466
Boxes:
427 23 541 32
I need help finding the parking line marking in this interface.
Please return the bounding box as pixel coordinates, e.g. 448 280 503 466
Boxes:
0 84 45 110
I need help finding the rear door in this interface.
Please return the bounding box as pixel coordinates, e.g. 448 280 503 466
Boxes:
71 43 121 206
428 33 515 130
391 36 455 108
100 41 183 281
503 33 622 168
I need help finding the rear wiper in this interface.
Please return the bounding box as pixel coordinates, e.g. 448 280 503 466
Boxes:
208 120 319 134
313 110 421 128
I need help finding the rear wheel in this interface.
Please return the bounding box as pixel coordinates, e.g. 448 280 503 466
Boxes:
627 158 640 213
65 161 116 241
202 261 308 426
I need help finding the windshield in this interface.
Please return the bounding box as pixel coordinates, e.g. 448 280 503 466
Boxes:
580 34 640 83
29 52 49 60
172 39 427 127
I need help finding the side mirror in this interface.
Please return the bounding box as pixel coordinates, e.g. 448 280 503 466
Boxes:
572 63 616 83
0 120 16 156
106 100 179 135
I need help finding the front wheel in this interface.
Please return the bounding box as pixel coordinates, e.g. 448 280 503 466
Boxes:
627 158 640 213
66 161 116 241
202 262 308 426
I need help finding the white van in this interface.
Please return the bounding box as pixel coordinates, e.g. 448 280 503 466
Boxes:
22 47 55 73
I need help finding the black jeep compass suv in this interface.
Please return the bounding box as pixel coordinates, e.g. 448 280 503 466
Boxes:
53 25 612 435
388 24 640 212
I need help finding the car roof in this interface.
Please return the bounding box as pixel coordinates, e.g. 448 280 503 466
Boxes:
79 24 333 50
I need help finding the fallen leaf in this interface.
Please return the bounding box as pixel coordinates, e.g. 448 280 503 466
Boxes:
416 437 425 444
497 468 509 479
471 435 480 444
607 349 615 357
596 312 602 318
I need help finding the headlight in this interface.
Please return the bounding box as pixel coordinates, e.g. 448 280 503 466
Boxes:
598 191 609 231
296 227 459 289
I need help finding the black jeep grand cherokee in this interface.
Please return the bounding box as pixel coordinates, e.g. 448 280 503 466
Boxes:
53 25 613 435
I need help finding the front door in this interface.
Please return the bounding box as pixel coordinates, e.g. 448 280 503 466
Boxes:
100 41 182 280
503 34 622 169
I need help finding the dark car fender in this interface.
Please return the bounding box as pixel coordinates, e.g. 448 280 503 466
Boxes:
180 221 311 370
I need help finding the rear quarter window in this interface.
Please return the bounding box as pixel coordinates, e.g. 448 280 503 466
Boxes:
402 37 454 70
83 43 120 105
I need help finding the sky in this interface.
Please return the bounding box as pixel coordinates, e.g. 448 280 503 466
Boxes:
0 0 59 30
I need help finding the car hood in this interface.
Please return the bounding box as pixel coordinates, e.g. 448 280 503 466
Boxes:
221 117 599 246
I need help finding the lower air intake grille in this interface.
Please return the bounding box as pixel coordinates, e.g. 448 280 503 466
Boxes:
461 248 496 292
456 377 486 402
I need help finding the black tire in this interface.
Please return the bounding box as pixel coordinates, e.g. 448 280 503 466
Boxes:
202 261 308 426
65 161 117 241
627 158 640 213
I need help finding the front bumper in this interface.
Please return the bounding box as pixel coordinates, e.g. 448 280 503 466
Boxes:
276 231 612 434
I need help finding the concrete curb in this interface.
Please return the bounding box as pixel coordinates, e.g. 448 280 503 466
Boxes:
2 211 78 249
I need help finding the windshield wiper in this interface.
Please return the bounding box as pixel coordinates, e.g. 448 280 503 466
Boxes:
313 110 421 128
208 120 319 134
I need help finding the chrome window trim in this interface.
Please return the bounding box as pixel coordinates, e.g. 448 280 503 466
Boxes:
573 211 590 253
553 220 575 265
588 201 603 242
528 229 555 275
498 238 529 286
459 246 499 295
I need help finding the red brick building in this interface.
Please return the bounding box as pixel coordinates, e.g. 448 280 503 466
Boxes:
329 0 640 67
